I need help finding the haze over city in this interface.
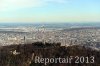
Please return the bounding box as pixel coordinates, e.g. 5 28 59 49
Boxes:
0 0 100 66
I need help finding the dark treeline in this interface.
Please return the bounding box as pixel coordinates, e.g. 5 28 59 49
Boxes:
0 42 100 66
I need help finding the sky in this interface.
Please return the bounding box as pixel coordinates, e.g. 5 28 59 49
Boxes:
0 0 100 23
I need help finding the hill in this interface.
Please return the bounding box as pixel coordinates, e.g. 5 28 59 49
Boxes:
0 42 100 66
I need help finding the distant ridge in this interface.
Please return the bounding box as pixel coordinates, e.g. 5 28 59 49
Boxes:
61 27 100 31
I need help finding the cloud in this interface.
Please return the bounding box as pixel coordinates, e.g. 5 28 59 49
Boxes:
0 0 67 11
0 0 44 11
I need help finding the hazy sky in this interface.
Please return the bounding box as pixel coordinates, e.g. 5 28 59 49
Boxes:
0 0 100 23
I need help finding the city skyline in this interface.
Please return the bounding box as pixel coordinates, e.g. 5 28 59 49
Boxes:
0 0 100 23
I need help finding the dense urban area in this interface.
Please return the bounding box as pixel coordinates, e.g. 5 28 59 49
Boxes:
0 26 100 50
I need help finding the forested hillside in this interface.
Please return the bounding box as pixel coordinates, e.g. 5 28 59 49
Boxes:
0 42 100 66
